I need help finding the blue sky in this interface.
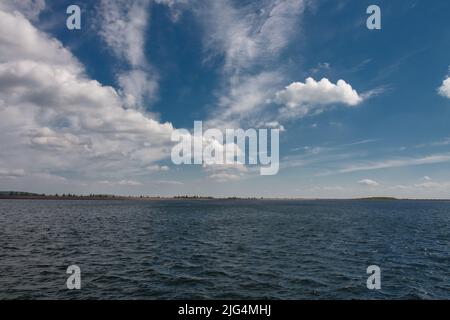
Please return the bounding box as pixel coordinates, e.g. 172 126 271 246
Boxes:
0 0 450 198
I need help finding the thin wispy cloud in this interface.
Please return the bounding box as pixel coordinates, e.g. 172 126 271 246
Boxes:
96 0 159 109
338 153 450 174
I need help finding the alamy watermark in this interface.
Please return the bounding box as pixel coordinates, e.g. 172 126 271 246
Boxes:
66 265 81 290
65 5 379 31
367 5 381 30
367 265 381 290
66 5 81 30
171 121 280 175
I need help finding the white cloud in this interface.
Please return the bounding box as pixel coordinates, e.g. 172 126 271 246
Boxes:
154 180 184 185
264 121 286 131
275 78 363 118
0 9 80 69
391 180 450 191
154 0 189 22
0 0 45 21
118 69 159 107
99 180 143 186
96 0 158 109
310 62 331 74
117 180 142 186
147 165 170 172
339 153 450 174
358 179 379 187
438 77 450 99
0 8 174 186
97 0 150 66
200 0 307 71
29 127 92 150
208 172 242 182
413 182 443 189
203 163 247 182
411 176 446 189
0 169 26 178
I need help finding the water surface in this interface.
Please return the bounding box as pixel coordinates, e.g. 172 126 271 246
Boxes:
0 199 449 299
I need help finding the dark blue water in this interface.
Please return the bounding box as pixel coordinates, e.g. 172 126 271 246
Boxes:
0 199 449 299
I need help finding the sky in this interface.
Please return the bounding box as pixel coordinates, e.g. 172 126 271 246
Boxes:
0 0 450 198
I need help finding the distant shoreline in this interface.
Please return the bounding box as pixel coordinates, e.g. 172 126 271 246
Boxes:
0 192 449 201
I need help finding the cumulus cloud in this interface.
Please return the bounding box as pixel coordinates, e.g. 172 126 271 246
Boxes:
28 127 92 150
358 179 379 187
438 77 450 99
275 78 363 118
0 8 174 186
0 10 80 69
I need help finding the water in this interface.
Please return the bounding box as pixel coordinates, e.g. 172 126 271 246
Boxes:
0 199 449 299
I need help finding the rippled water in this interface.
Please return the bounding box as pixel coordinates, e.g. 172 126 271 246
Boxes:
0 199 449 299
